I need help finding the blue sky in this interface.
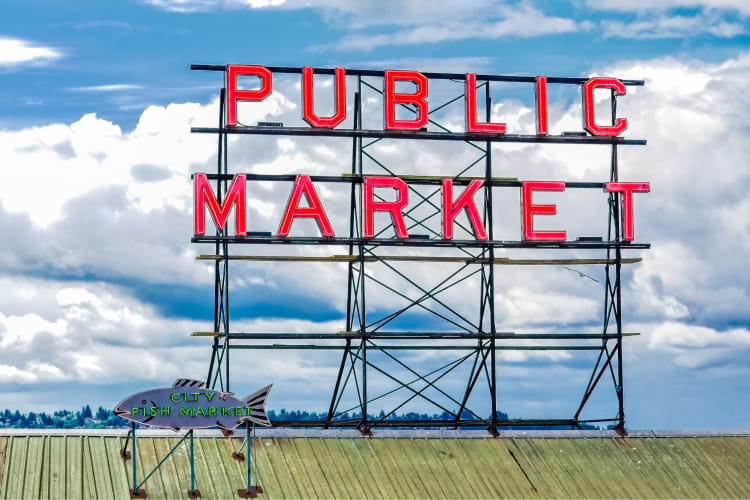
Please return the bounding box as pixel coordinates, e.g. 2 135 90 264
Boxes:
1 0 750 430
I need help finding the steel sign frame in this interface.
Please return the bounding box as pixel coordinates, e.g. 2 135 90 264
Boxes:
190 64 648 436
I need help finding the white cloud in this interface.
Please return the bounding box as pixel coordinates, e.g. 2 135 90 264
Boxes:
355 57 495 74
587 0 750 15
0 313 67 349
142 0 284 12
318 4 582 52
0 363 69 383
69 84 144 92
648 322 750 369
602 12 746 39
0 37 63 69
144 0 584 50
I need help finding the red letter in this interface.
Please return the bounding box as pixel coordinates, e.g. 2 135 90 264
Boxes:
605 182 650 241
582 77 627 136
442 179 487 240
521 181 566 241
278 175 335 237
384 70 428 130
535 76 548 135
465 73 505 134
302 67 346 128
226 64 272 127
194 173 246 236
363 177 409 238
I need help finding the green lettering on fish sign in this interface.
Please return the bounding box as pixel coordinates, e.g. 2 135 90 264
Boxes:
245 406 254 416
180 407 195 416
208 407 217 416
171 392 215 402
221 408 232 416
196 407 206 416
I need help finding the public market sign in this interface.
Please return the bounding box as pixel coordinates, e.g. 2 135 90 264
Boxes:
192 64 649 243
114 378 271 432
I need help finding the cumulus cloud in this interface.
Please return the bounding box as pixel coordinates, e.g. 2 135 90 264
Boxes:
0 37 63 69
649 322 750 369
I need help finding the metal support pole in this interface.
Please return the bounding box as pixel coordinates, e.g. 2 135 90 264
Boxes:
356 76 369 435
246 423 251 493
611 89 626 433
237 423 261 497
187 430 200 498
131 422 137 492
129 421 146 498
485 82 499 436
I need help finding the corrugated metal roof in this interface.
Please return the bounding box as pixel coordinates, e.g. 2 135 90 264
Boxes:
1 431 749 499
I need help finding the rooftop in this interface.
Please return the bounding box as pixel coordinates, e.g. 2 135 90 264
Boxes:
1 429 749 499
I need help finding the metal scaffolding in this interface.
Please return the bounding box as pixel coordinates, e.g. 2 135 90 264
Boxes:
191 65 647 435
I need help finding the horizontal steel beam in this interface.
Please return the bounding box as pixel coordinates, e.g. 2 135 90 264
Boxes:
269 418 618 428
190 64 646 86
191 332 639 339
226 344 603 350
192 235 650 249
195 254 642 265
192 126 646 145
194 173 627 190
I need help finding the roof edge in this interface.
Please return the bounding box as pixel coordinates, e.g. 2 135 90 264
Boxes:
1 428 749 438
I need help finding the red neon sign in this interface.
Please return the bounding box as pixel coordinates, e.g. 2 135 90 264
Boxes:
363 176 409 238
224 65 631 137
605 182 650 241
383 70 429 131
535 76 549 135
194 174 649 242
465 73 506 134
278 175 335 237
442 179 487 240
226 65 272 127
194 173 246 236
521 181 566 241
582 77 627 136
302 67 347 128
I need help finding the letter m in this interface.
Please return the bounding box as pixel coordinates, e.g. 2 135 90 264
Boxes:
194 173 246 236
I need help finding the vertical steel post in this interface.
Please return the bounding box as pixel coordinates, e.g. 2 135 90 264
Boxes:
485 82 498 435
246 423 252 494
612 89 625 430
327 90 361 428
223 112 230 393
357 76 368 432
131 422 137 493
208 88 225 389
190 430 195 493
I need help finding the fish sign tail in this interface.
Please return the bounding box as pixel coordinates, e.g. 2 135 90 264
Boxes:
242 384 272 427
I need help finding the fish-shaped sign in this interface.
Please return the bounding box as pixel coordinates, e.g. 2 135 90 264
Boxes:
114 378 272 434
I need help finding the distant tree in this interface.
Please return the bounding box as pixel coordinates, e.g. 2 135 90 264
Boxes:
95 407 109 421
80 405 93 419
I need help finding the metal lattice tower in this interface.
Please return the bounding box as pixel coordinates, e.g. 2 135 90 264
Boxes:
192 65 647 434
